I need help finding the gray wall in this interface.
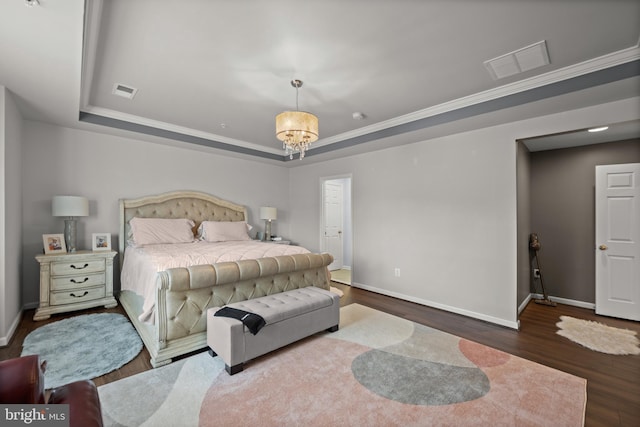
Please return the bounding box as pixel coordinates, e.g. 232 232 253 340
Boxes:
516 141 531 308
530 139 640 303
289 97 639 328
1 87 24 345
20 121 291 306
291 125 522 327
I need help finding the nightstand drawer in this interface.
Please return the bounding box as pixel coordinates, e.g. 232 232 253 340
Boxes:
51 259 105 276
50 286 105 306
51 272 106 291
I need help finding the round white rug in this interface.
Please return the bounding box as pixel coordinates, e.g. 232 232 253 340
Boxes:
556 315 640 355
22 313 142 389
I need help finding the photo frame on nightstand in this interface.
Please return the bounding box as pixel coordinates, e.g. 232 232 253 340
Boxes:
43 234 66 254
92 233 111 251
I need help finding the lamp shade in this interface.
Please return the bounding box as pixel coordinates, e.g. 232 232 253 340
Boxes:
259 207 277 221
52 196 89 217
275 111 319 144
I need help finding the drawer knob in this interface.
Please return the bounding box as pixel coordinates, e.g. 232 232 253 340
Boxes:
70 278 89 284
70 263 89 270
70 291 89 298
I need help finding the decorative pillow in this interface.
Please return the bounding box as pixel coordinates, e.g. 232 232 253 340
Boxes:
198 221 252 242
129 217 196 246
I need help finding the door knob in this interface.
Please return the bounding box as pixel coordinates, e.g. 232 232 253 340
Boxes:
598 244 608 250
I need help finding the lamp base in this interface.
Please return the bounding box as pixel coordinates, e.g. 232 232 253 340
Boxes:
64 218 78 252
265 220 272 241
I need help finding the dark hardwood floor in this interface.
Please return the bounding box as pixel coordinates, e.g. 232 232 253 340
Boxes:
2 283 638 426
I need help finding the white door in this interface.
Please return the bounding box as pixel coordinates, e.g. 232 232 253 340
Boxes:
323 181 343 271
595 163 640 321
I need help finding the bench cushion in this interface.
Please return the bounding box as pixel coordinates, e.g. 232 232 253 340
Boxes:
215 287 335 327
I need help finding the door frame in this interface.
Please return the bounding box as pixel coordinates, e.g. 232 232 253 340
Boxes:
319 174 353 278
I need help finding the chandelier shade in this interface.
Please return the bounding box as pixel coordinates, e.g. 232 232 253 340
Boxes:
275 80 318 160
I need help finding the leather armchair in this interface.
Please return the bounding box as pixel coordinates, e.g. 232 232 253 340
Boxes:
0 355 103 427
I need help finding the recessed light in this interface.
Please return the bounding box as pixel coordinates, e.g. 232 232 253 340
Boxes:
588 126 609 133
352 112 366 120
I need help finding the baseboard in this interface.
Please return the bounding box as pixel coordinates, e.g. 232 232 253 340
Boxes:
531 293 595 310
350 281 519 330
518 294 533 315
0 309 23 347
342 266 351 271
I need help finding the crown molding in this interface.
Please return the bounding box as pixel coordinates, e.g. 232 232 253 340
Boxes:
313 45 640 149
80 105 284 156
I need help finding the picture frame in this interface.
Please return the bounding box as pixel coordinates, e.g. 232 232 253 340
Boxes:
43 234 67 254
92 233 111 251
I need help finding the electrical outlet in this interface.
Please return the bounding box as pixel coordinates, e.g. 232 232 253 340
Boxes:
533 268 540 278
394 268 401 277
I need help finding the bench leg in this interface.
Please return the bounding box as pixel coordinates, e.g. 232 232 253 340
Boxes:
208 348 217 358
226 363 243 375
327 325 339 332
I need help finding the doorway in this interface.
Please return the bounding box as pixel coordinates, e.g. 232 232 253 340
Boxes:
519 132 640 313
320 176 353 285
595 163 640 321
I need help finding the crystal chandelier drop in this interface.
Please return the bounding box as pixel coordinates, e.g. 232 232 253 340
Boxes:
275 80 319 160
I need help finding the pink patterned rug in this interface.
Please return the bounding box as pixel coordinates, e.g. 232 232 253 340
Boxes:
99 304 586 426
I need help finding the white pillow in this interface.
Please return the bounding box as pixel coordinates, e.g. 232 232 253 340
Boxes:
198 221 252 242
129 217 195 246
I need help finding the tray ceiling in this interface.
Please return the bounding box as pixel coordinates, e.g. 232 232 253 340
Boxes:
2 0 639 163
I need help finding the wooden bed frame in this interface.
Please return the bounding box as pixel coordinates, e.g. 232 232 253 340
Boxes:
118 191 333 367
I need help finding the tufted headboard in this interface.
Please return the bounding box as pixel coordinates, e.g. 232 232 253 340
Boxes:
119 191 248 265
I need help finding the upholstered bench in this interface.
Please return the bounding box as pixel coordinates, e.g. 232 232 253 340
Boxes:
207 286 340 375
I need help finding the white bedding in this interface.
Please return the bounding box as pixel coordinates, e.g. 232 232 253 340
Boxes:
121 240 310 322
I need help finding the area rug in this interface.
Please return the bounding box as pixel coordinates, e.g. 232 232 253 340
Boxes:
556 315 640 355
21 313 142 389
99 304 586 426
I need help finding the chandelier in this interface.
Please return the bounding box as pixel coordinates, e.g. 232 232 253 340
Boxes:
276 80 319 160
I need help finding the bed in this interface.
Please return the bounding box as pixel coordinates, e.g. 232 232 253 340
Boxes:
118 190 333 367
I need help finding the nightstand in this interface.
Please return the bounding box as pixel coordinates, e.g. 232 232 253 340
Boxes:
270 240 291 245
33 250 118 321
256 239 291 245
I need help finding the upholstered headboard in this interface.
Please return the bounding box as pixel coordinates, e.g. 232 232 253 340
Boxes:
118 190 248 265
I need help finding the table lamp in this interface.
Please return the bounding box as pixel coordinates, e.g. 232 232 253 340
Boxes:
259 207 277 241
52 196 89 252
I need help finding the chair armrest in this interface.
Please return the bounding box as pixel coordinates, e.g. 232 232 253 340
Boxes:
48 380 103 427
0 355 45 404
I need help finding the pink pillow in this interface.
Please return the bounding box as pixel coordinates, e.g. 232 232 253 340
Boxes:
198 221 251 242
129 218 195 246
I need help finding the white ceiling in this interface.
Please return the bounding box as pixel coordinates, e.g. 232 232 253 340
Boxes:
1 0 639 164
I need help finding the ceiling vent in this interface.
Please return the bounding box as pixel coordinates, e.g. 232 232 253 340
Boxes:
112 83 138 100
484 40 550 80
